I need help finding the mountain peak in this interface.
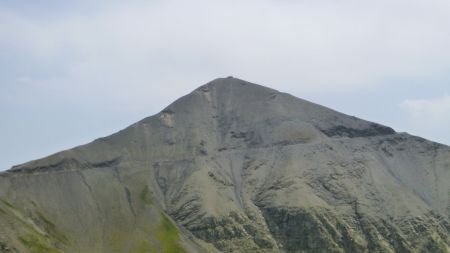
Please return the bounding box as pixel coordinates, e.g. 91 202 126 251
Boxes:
160 77 395 142
9 77 396 173
195 76 278 95
0 78 449 253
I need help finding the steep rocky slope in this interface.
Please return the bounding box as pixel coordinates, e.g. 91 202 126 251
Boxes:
0 77 449 253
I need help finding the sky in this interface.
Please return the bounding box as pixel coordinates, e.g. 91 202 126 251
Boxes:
1 0 450 170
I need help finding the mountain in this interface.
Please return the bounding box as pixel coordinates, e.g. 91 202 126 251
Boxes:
0 77 449 253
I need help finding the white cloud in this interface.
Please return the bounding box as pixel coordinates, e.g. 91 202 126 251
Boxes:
401 95 450 120
400 95 450 144
2 0 450 101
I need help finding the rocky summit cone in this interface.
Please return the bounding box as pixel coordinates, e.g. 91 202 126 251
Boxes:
0 77 449 253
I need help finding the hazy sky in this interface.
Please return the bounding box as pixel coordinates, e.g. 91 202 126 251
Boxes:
1 0 450 170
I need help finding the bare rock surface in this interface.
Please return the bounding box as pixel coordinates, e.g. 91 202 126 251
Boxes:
0 77 449 252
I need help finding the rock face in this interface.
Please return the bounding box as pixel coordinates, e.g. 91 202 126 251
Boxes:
0 77 449 253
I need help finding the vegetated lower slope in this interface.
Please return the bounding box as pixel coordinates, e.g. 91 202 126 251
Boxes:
0 77 449 253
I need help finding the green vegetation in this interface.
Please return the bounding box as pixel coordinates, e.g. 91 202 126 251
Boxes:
37 212 55 229
155 213 187 253
130 240 154 253
36 211 69 244
140 186 153 205
0 198 67 252
0 198 16 210
18 234 61 253
109 213 186 253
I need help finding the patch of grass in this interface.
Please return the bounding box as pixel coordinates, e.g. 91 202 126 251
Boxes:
36 212 56 229
0 199 66 252
139 186 153 205
155 214 187 253
110 232 158 253
0 199 41 233
18 233 61 253
130 240 157 253
36 211 69 244
0 198 16 209
109 231 125 252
